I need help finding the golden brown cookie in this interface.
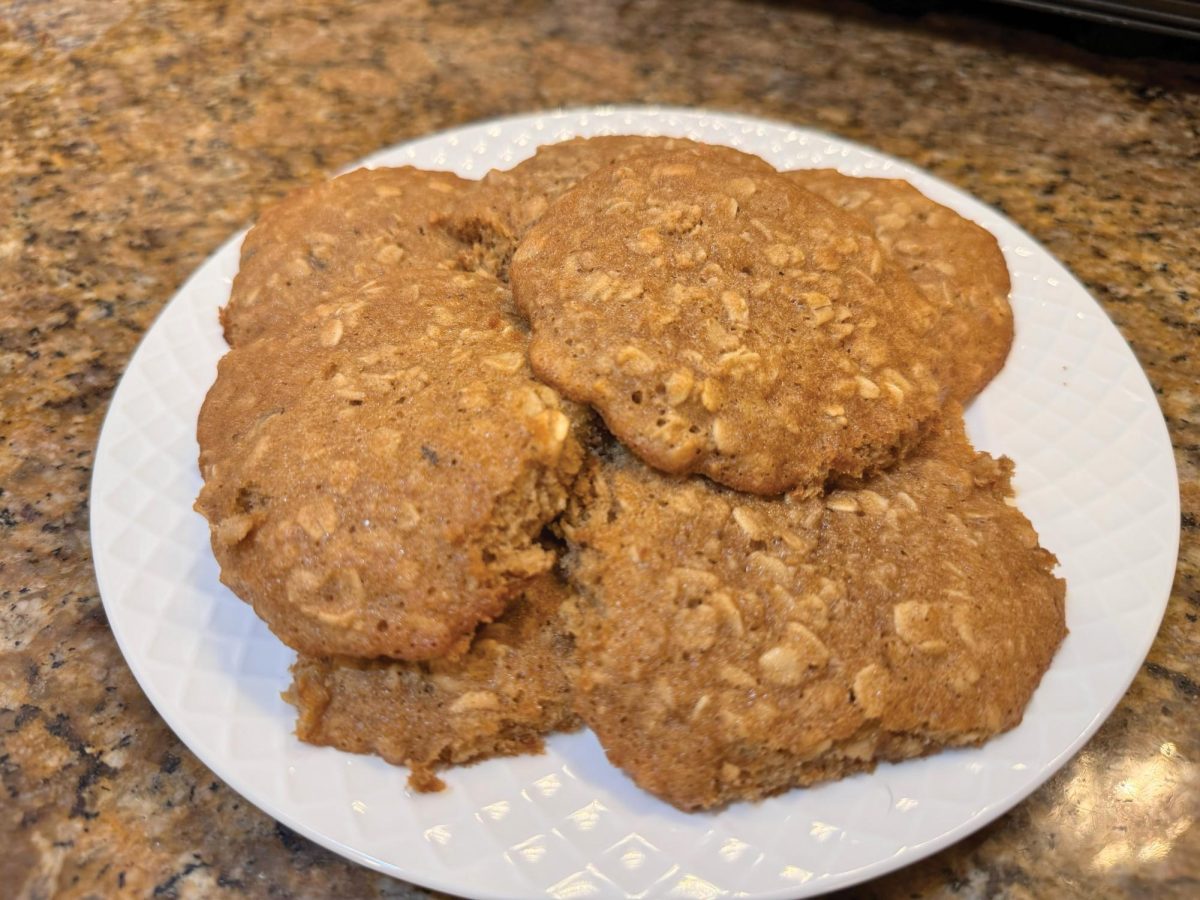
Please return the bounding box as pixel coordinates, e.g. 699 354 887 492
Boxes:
221 166 470 346
562 411 1065 811
440 135 776 280
788 169 1013 400
286 572 580 792
512 151 943 495
196 269 584 660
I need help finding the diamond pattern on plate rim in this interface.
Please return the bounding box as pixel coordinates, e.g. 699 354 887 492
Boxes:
90 107 1180 899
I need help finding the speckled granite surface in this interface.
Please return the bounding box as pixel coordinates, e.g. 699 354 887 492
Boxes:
1 1 1197 897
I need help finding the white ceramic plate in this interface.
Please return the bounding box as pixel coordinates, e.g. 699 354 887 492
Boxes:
91 107 1180 899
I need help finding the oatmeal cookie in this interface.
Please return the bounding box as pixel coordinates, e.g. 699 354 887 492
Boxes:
196 269 584 660
286 572 580 792
221 166 470 346
562 411 1065 811
512 151 943 495
788 169 1013 400
440 135 775 280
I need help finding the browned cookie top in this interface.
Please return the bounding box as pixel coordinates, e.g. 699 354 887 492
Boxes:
512 151 943 495
788 169 1013 401
286 572 580 793
440 135 776 281
562 412 1065 811
221 166 470 346
196 269 584 660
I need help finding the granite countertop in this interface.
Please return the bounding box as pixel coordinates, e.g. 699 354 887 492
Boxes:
2 1 1197 896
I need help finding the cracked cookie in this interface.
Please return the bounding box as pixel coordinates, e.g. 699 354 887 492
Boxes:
512 151 943 495
562 411 1065 811
788 169 1013 401
221 166 470 346
196 269 585 660
286 572 580 792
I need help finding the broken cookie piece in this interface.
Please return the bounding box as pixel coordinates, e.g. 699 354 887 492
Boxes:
286 573 580 791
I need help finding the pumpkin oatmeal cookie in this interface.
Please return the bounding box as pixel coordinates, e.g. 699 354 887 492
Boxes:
196 269 584 660
788 169 1012 400
440 135 776 281
512 151 943 495
222 166 470 346
562 411 1065 811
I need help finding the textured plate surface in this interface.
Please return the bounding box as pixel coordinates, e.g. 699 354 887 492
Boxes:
91 107 1179 900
